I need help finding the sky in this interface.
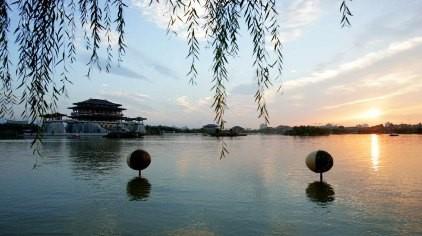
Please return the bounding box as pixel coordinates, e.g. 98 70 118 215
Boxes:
9 0 422 128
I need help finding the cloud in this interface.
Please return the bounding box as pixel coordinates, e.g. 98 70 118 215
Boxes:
323 79 422 110
324 85 355 95
175 96 192 111
360 72 416 88
132 0 320 43
224 35 422 126
353 1 422 49
278 0 321 42
123 2 422 126
98 90 151 103
106 63 150 81
131 0 206 40
78 18 179 81
384 104 422 116
131 0 173 31
97 90 154 117
284 36 422 90
149 63 180 80
81 22 120 48
175 96 211 112
231 83 256 95
129 48 181 80
77 53 150 81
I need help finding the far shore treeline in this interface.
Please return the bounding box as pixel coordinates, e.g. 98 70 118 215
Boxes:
1 122 422 139
255 123 422 136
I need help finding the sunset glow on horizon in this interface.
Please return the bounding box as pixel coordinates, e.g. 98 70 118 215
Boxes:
5 0 421 128
358 108 383 121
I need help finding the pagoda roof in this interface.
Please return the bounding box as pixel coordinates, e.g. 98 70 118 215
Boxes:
203 124 218 129
68 99 126 110
73 99 122 107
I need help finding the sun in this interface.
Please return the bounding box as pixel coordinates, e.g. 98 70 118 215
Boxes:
362 108 382 120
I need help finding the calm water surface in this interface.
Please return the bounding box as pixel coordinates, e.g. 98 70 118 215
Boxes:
0 134 421 235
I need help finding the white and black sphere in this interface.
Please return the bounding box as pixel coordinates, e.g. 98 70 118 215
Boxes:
127 149 151 171
306 150 333 173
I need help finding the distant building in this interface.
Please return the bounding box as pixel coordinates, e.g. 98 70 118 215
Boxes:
41 112 67 121
259 123 267 130
202 124 219 135
231 126 245 134
68 99 126 121
40 98 147 137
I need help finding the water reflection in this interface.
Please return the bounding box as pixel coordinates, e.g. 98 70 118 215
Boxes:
371 134 380 171
35 139 67 166
2 135 422 234
306 182 335 206
68 139 123 178
127 177 151 201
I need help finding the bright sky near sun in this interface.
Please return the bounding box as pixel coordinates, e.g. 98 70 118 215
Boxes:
15 0 422 128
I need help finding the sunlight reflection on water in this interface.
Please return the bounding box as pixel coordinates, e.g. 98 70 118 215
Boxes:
0 135 422 235
371 134 380 171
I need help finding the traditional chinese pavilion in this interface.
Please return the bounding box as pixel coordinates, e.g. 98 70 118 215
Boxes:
41 112 67 121
68 99 126 121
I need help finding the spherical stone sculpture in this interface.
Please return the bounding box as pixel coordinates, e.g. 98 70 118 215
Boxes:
306 150 333 181
127 149 151 176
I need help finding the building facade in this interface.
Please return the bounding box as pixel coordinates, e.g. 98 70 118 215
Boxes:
69 99 125 121
41 99 147 137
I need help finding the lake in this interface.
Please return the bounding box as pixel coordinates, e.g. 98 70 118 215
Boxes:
0 134 421 235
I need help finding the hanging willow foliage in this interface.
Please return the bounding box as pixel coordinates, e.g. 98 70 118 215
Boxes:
0 0 353 146
340 0 353 27
161 0 352 129
0 1 15 118
162 0 283 129
0 0 127 148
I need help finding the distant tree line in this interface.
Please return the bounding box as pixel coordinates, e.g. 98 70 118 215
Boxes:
0 123 38 139
252 123 422 136
4 122 421 139
145 125 203 135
